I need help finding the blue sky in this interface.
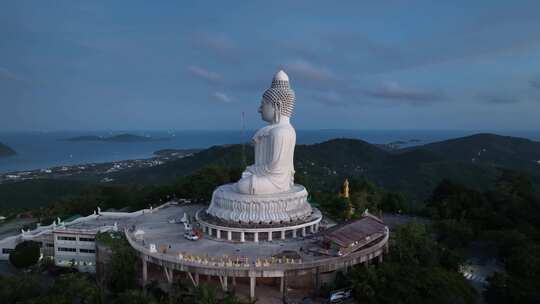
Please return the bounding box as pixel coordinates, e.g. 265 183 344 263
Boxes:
1 1 540 131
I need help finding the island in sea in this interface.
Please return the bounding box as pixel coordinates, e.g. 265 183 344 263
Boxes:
63 133 170 143
0 142 16 157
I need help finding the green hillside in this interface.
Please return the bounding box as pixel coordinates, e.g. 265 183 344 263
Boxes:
2 133 539 212
414 133 540 170
109 134 540 201
0 179 90 211
111 144 250 183
0 142 16 157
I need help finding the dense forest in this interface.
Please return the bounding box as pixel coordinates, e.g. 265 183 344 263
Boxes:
333 171 540 303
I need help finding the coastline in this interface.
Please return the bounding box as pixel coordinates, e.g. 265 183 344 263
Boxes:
1 129 539 176
0 149 198 185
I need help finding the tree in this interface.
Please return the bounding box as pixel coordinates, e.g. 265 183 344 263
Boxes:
0 275 42 303
113 289 158 304
174 166 241 203
432 219 474 250
427 172 540 303
389 223 441 267
425 179 485 221
315 192 350 220
9 240 40 268
192 284 217 304
48 273 101 304
483 243 540 303
380 192 406 213
169 278 193 304
348 178 383 212
221 291 241 304
0 273 102 304
484 272 511 304
107 236 138 293
349 223 477 304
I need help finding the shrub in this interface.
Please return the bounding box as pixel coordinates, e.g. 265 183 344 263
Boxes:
9 241 40 268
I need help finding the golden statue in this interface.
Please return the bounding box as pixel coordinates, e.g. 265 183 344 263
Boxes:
339 178 350 199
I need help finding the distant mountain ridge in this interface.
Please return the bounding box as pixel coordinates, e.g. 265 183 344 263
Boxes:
412 133 540 169
0 142 16 157
64 133 170 143
110 133 540 200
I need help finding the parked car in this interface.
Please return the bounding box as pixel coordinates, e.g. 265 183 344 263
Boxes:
329 288 352 303
184 232 199 241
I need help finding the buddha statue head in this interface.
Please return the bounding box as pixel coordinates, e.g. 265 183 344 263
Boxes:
259 70 295 124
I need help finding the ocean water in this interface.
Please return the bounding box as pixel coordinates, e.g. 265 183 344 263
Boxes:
0 129 539 174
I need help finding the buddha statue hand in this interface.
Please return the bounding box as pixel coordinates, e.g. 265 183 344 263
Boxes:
241 168 253 179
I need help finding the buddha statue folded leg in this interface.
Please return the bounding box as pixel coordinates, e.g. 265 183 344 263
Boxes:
235 173 283 195
235 174 253 194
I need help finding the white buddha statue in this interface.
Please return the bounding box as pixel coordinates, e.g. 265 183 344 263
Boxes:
235 70 296 195
206 70 313 224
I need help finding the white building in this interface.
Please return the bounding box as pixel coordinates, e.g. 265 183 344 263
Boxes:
0 202 178 272
53 228 99 272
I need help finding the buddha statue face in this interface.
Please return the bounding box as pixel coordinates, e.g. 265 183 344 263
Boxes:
259 99 277 123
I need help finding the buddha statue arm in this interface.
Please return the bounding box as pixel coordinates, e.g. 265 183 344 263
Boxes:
235 126 294 194
248 127 293 176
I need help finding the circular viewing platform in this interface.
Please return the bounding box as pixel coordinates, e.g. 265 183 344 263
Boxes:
125 204 389 277
196 208 323 242
125 203 389 302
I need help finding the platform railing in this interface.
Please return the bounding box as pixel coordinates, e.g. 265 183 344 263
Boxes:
125 226 389 272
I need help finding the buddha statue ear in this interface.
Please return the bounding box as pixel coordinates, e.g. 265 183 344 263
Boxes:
274 102 281 123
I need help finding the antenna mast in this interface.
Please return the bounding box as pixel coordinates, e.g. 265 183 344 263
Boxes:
241 111 246 168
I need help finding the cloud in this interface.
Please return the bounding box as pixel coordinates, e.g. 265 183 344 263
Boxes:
187 66 222 84
278 33 406 76
0 67 24 82
284 60 335 84
199 32 234 52
212 91 232 103
305 17 540 76
478 93 520 104
365 81 445 104
321 32 404 63
311 91 345 106
191 32 237 57
531 76 540 90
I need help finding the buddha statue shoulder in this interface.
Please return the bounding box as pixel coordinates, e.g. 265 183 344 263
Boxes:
235 70 297 195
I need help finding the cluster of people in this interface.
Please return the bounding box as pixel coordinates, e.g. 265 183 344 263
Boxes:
174 252 303 267
177 253 250 267
253 256 302 267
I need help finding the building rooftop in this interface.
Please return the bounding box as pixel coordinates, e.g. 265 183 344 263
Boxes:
58 216 130 232
323 214 387 248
